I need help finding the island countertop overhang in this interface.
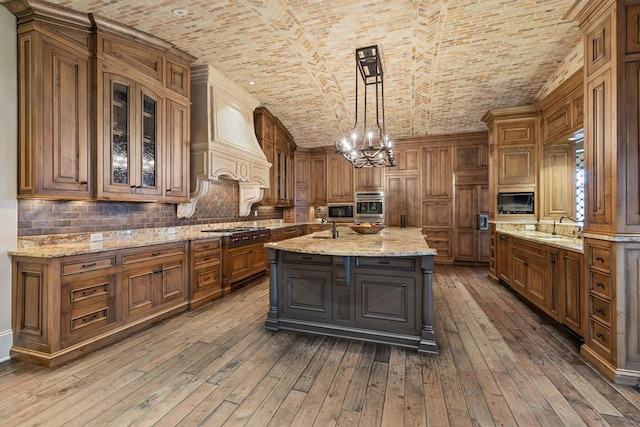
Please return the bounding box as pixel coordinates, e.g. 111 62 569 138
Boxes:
264 226 436 257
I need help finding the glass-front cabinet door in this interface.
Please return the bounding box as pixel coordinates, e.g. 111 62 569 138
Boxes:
101 73 163 199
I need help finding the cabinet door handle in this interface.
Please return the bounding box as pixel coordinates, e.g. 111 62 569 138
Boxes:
596 308 605 314
81 262 97 269
595 256 604 262
595 282 604 288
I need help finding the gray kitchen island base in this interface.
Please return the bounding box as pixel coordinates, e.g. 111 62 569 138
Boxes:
264 245 437 354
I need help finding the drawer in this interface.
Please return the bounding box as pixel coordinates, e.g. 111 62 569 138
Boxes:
61 255 117 276
590 294 612 326
511 238 547 259
588 319 613 359
194 265 220 289
423 229 451 240
62 301 116 342
589 270 612 299
356 256 416 271
587 242 612 273
282 252 332 265
62 274 117 312
122 243 186 265
194 251 221 266
193 239 221 253
270 229 284 242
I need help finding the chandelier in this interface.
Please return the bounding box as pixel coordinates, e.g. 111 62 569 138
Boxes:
335 45 396 168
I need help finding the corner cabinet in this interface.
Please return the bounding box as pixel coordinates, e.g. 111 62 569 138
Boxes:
7 1 195 203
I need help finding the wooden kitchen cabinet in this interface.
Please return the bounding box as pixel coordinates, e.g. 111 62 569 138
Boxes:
224 243 268 292
254 107 296 207
541 145 576 220
327 153 354 203
389 147 420 174
454 143 488 170
386 175 420 227
11 241 188 367
189 238 223 309
497 146 535 186
14 6 93 199
9 2 195 203
121 242 187 321
559 249 585 337
310 149 327 205
354 166 384 192
100 72 165 200
496 233 511 285
454 184 489 263
510 237 558 319
422 146 451 199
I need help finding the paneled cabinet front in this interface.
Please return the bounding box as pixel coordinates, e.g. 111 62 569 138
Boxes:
10 3 194 203
15 14 93 199
12 241 189 366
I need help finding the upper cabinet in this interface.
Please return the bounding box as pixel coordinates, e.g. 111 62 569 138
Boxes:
326 153 354 203
388 147 420 174
354 166 384 192
254 107 296 207
422 146 451 199
7 0 195 203
309 148 327 206
454 143 488 171
14 4 93 199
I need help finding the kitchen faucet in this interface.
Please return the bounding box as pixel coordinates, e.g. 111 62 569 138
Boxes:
559 216 578 223
331 220 339 239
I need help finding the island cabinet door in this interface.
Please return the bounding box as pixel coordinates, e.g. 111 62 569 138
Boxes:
281 267 333 321
354 273 419 334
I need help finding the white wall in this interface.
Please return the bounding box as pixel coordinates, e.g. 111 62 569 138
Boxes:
0 7 18 362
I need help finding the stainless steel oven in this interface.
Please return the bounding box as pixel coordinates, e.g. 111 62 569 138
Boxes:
355 191 384 224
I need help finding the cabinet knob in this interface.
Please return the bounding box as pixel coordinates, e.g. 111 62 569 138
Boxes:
595 256 604 262
596 308 605 314
595 282 604 288
596 332 605 339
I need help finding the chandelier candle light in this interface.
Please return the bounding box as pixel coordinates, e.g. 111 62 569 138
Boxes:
335 45 396 168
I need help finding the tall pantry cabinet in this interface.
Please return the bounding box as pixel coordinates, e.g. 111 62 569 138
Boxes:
565 0 640 384
6 0 195 204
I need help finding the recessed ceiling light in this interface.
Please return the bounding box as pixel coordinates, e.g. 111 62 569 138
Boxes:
172 8 188 17
249 81 255 85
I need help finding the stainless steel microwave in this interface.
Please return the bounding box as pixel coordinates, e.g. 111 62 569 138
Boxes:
327 204 354 221
497 192 534 214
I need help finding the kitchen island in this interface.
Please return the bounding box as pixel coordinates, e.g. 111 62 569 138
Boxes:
264 226 438 353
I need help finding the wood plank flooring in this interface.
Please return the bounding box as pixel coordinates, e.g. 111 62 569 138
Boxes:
1 265 639 426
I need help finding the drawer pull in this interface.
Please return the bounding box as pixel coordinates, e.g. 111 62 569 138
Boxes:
202 245 210 249
202 257 211 262
596 308 605 314
595 256 604 262
82 289 98 297
82 313 98 323
596 332 605 339
81 262 97 269
595 282 604 288
151 252 161 257
301 256 313 260
378 261 391 265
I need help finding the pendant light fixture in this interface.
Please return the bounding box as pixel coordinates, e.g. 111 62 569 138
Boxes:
335 45 396 168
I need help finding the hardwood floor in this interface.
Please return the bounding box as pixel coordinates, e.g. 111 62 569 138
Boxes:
1 265 639 426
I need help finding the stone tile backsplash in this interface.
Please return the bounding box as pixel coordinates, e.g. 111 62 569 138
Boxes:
18 179 282 237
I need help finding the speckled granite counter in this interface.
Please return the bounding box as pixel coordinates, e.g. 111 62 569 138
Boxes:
494 229 583 253
8 223 303 258
264 226 437 354
265 226 437 257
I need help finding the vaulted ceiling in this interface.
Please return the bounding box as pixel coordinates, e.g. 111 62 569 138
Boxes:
47 0 582 148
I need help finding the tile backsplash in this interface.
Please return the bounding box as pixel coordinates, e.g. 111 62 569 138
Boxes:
18 179 282 237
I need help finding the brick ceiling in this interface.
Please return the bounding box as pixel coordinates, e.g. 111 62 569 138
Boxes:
47 0 581 148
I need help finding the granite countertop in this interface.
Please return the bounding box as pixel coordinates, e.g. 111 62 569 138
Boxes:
496 229 584 253
8 222 306 259
265 226 437 257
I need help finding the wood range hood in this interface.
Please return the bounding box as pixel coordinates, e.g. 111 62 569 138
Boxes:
178 65 271 218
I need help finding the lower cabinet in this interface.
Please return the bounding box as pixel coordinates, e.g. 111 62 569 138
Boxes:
495 234 586 338
189 238 223 309
11 241 188 367
224 242 268 292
